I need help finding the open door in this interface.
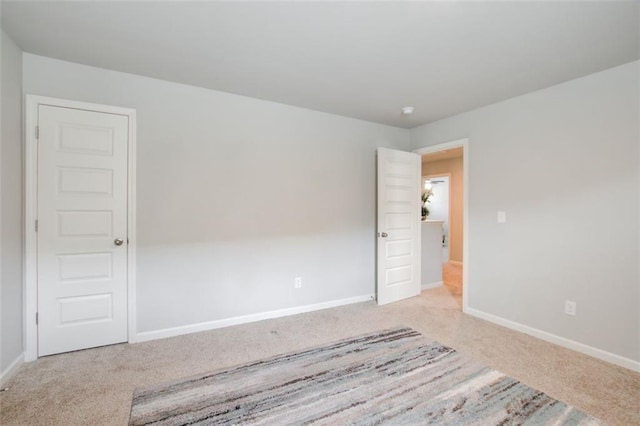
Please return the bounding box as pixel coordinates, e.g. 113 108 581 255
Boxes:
377 148 421 305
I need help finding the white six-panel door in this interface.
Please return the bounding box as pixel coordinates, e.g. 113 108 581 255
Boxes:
377 148 421 305
37 105 129 356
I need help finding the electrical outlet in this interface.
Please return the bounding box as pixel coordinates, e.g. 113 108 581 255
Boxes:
294 277 302 289
497 211 507 223
565 300 576 316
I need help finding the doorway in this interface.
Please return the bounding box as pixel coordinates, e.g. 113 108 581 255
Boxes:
414 140 468 311
24 95 137 360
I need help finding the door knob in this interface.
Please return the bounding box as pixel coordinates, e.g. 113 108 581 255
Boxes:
381 232 388 238
114 238 124 246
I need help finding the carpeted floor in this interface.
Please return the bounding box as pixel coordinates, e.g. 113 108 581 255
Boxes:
443 261 462 297
1 287 639 425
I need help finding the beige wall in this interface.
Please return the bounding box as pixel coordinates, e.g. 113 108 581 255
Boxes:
23 54 411 334
422 157 463 263
411 61 639 363
1 28 24 376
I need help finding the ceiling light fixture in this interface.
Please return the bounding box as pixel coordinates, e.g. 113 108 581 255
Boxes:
401 106 414 115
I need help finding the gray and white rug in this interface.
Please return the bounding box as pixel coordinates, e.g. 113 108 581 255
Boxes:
129 327 599 425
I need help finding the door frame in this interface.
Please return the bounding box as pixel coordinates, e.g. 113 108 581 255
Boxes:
24 95 137 361
414 138 469 312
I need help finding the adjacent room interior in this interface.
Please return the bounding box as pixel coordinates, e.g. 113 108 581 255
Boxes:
0 1 638 425
421 147 464 305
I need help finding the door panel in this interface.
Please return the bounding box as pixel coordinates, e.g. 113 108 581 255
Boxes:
37 105 129 356
377 148 421 305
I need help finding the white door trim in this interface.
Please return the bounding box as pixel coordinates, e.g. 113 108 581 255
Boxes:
24 95 137 361
414 138 469 313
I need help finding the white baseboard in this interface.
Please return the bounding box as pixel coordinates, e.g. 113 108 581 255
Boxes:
136 294 375 343
0 353 24 388
421 281 443 291
465 307 640 373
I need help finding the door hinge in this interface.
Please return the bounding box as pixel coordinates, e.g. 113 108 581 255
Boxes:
35 126 39 139
35 312 39 325
35 220 38 232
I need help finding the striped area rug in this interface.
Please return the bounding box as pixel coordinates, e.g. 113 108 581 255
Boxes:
129 327 599 425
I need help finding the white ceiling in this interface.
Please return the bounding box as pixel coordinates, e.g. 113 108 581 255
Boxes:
2 1 638 129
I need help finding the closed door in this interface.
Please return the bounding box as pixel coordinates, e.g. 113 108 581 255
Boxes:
376 148 421 305
37 104 129 356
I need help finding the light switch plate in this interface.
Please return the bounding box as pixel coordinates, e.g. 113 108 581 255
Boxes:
497 211 506 223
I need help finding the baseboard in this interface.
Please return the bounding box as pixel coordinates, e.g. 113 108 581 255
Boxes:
421 281 443 291
0 353 24 388
465 307 640 373
136 294 375 343
448 260 463 266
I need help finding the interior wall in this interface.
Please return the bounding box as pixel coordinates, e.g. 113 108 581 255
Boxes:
0 29 24 374
411 61 640 363
422 157 463 262
22 53 410 334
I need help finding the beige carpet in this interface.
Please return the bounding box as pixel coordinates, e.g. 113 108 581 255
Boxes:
1 288 639 425
443 261 462 298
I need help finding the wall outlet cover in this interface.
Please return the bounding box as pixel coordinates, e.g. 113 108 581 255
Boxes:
565 300 577 316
